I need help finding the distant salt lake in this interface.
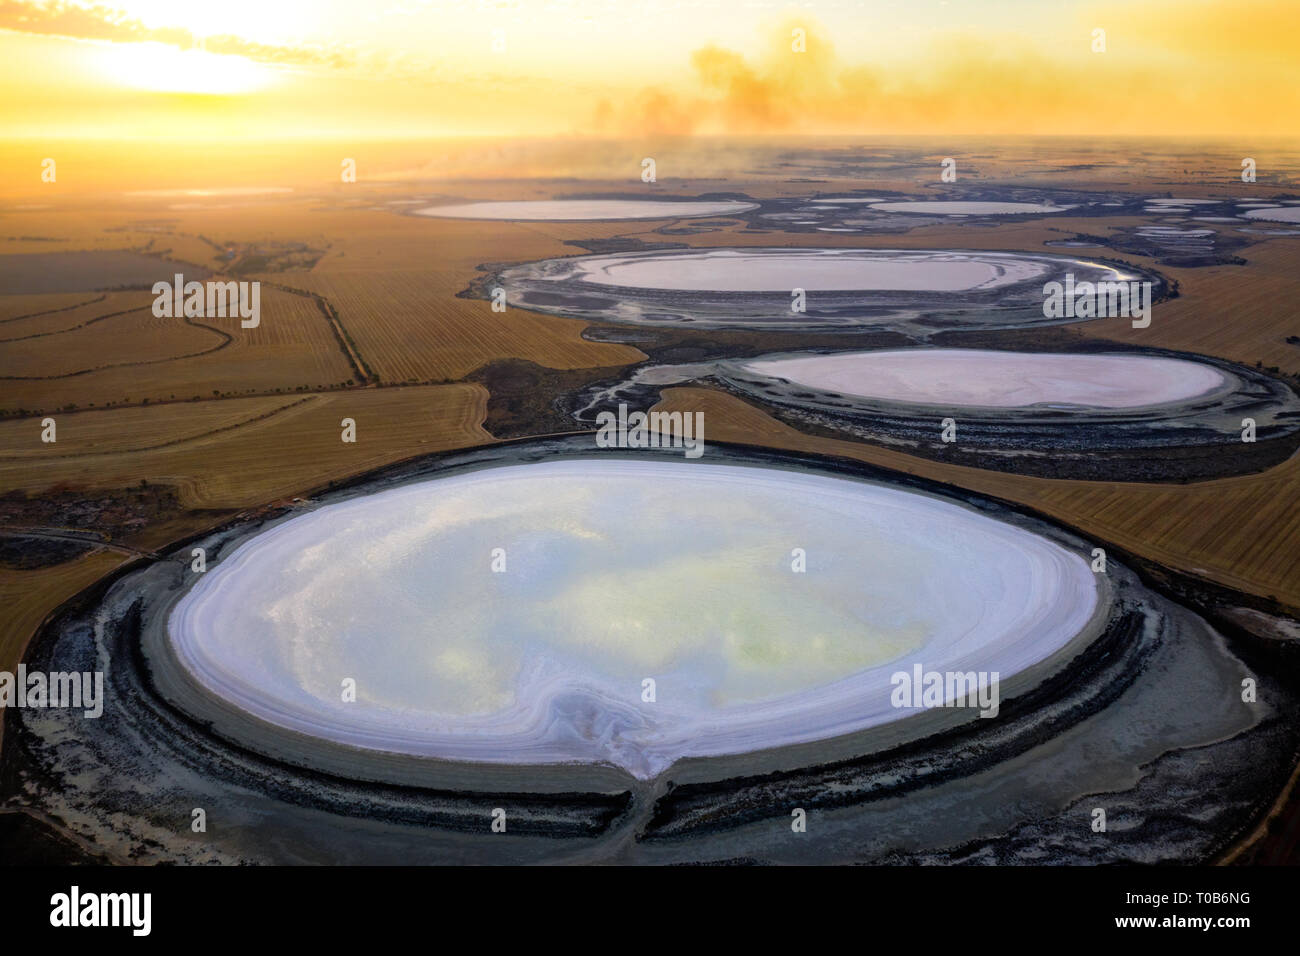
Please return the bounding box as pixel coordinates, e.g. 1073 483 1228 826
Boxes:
168 458 1098 778
868 201 1074 215
571 248 1048 292
496 246 1150 332
1242 206 1300 223
413 199 758 220
744 349 1228 410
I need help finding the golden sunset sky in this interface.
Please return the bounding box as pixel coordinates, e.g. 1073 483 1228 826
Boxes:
3 0 1297 136
0 0 1296 193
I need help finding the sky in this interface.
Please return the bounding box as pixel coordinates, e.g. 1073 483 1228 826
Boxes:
0 0 1296 141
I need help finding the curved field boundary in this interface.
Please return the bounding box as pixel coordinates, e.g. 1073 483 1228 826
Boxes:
0 302 154 344
0 294 107 326
0 396 316 461
0 310 232 380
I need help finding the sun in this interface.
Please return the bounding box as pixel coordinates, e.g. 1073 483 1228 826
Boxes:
97 42 274 95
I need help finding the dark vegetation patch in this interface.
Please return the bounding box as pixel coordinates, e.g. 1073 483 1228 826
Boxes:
0 534 92 570
0 484 186 543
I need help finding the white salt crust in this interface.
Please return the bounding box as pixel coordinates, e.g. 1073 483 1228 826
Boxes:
567 248 1053 293
744 349 1228 409
169 460 1099 778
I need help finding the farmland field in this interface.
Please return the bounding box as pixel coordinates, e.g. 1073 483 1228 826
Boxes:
3 168 1299 659
0 384 492 521
1 131 1298 881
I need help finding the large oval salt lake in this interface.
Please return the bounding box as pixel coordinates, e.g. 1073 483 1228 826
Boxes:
744 349 1228 410
168 459 1099 778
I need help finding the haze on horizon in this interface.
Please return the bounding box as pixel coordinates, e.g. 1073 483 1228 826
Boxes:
1 0 1296 143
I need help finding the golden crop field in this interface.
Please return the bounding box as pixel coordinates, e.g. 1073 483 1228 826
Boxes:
1119 240 1300 375
0 383 492 526
0 291 143 339
0 284 359 413
290 268 644 383
151 233 227 270
0 292 107 323
1 302 218 378
0 392 303 467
